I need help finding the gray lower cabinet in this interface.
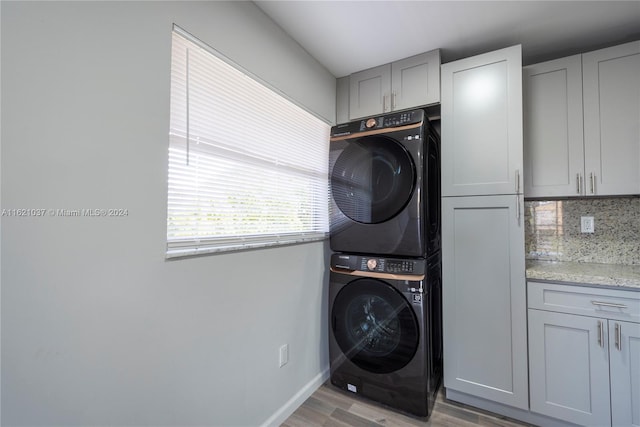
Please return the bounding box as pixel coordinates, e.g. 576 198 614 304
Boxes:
610 320 640 427
442 195 528 410
528 309 611 425
528 281 640 427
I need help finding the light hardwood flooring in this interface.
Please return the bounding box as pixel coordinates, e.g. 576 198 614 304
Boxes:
282 382 535 427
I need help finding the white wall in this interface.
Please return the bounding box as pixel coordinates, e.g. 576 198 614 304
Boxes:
0 1 334 425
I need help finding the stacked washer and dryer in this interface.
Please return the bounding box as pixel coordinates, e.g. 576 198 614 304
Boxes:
327 109 442 418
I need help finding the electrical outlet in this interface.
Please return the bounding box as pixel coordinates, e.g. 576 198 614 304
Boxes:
279 344 289 368
581 216 595 233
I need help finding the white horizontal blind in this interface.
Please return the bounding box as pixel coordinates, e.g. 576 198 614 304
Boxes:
167 28 330 258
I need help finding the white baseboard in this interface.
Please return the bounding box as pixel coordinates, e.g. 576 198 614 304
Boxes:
260 368 330 427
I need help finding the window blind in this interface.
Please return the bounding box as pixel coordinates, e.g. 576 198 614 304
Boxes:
167 27 330 258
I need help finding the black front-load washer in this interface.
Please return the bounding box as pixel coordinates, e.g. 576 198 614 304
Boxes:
329 109 440 258
328 252 442 418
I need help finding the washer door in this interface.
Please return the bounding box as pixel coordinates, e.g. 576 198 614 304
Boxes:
331 136 415 224
332 278 419 374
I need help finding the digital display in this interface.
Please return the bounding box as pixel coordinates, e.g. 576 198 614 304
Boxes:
386 261 414 273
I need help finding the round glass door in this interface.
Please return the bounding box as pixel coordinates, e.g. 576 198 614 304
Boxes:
331 136 415 224
332 278 419 374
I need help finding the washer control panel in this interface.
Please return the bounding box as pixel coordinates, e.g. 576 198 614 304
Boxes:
331 253 425 275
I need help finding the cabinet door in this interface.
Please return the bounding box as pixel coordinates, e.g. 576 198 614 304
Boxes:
349 64 391 120
524 55 585 197
391 50 440 111
441 45 523 197
610 320 640 427
528 310 611 426
442 195 527 409
583 41 640 196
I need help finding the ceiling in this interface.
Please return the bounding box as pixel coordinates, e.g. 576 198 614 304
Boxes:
254 1 640 77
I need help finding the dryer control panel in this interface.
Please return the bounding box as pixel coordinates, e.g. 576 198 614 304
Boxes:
331 253 425 275
330 109 424 138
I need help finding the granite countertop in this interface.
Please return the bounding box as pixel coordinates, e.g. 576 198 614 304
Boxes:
526 260 640 289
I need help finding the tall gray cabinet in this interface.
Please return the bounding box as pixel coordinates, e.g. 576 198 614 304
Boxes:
441 45 528 410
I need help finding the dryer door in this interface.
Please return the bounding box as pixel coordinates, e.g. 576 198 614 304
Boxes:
331 136 415 224
332 278 419 374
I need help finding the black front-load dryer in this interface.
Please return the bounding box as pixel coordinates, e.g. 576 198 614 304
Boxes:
329 109 440 258
328 253 442 418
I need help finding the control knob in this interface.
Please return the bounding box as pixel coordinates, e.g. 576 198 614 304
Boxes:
366 259 378 271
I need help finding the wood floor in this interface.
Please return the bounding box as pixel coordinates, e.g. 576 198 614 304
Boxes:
281 382 534 427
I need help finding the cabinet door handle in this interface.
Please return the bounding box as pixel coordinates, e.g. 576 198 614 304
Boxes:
391 92 396 110
383 94 388 112
516 196 520 224
598 320 604 347
515 170 520 193
576 174 582 194
615 323 622 351
591 300 628 309
590 172 595 194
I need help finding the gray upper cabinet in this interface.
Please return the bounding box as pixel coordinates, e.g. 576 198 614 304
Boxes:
583 41 640 196
524 55 585 197
390 52 440 112
347 50 440 121
441 45 523 197
349 64 391 119
524 41 640 197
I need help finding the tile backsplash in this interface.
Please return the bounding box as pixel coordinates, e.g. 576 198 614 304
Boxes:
525 197 640 265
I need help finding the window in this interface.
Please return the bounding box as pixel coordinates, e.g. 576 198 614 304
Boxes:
167 27 330 258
